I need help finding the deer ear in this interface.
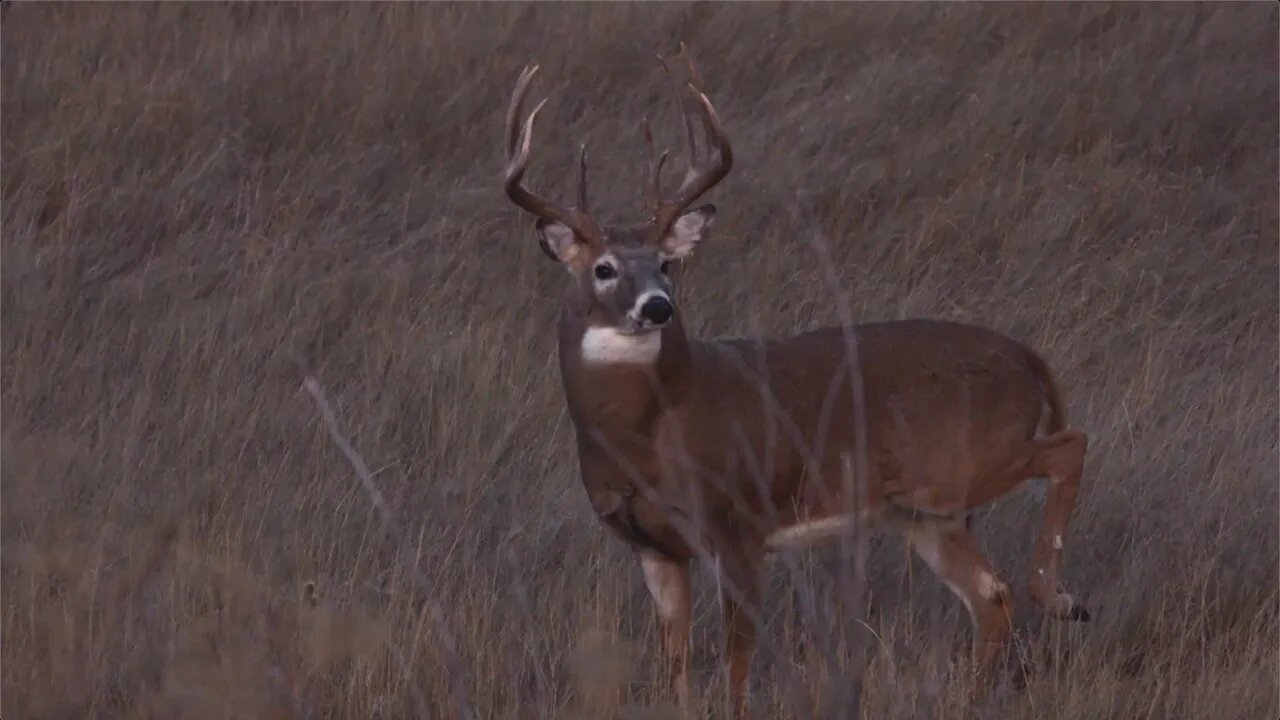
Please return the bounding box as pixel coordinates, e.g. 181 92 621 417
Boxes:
536 219 584 263
660 204 716 259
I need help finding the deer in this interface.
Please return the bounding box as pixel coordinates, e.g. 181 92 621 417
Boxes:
501 49 1091 716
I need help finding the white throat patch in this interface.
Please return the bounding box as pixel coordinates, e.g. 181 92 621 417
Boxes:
581 327 661 365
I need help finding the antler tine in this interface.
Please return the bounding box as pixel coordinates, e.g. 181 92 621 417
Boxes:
641 116 670 209
505 65 539 159
690 84 726 159
658 49 701 176
506 96 549 185
502 64 601 241
577 144 589 214
682 49 718 157
504 95 550 195
683 43 708 94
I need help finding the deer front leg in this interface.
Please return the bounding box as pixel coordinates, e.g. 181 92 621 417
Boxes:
638 550 691 708
904 517 1014 685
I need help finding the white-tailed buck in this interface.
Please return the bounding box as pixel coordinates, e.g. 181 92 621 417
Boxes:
503 49 1090 716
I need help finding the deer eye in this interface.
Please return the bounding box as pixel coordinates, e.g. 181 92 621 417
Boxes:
593 263 618 281
659 260 672 275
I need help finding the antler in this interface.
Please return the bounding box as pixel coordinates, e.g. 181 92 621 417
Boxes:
504 65 602 240
641 116 669 209
650 45 733 233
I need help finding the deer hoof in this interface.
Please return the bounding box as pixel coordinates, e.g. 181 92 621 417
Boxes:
1051 591 1090 622
1066 602 1091 622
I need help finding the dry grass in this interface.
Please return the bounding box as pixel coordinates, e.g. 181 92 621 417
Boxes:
3 3 1278 719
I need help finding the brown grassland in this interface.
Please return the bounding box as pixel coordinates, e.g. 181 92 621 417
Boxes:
3 3 1278 719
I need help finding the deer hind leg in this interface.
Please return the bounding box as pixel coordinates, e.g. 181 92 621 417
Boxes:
905 517 1014 677
1025 429 1090 621
638 551 692 708
715 550 763 720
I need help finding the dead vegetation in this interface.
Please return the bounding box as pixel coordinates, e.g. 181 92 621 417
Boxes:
3 4 1277 719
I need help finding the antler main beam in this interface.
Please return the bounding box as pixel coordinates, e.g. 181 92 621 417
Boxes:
504 65 601 240
650 45 734 232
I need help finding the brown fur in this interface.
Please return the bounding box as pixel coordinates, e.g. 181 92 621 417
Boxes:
509 51 1090 717
558 305 1090 715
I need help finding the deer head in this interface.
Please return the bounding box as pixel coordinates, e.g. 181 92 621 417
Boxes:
503 48 732 354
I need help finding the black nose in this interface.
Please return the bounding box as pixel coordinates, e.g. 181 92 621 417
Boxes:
640 295 674 325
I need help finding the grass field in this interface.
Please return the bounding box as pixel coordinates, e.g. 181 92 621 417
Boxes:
3 4 1277 718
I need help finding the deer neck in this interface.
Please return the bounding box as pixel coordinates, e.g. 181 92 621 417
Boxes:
556 304 696 434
